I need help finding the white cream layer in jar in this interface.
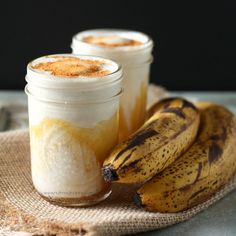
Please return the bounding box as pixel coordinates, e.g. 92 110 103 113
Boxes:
25 54 122 206
71 29 153 141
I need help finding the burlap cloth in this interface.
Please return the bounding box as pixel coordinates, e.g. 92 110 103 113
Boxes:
0 86 236 236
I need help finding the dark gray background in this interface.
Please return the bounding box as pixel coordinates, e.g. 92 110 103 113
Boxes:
1 1 236 90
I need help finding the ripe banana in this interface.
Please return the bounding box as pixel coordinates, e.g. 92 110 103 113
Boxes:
102 97 200 183
134 102 236 213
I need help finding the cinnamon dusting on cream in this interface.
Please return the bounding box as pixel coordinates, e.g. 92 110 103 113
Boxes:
32 56 111 77
83 35 143 47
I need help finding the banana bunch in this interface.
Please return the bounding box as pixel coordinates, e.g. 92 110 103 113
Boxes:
102 97 200 183
102 98 236 213
134 102 236 212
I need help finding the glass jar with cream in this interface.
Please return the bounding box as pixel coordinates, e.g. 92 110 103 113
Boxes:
71 29 153 141
25 54 122 206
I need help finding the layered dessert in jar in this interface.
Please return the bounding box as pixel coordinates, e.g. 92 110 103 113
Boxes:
71 29 153 141
25 54 122 206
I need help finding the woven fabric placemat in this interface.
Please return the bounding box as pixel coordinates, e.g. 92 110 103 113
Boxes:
0 86 236 236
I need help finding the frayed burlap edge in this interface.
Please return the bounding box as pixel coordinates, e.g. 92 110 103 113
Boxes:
0 193 97 236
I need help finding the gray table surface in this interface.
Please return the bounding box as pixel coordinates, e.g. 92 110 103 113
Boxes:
0 90 236 236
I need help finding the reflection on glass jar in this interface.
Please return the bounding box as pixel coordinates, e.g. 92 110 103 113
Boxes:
71 29 153 141
25 54 122 206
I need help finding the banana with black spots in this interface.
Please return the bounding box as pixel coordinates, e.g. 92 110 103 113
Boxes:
102 97 200 183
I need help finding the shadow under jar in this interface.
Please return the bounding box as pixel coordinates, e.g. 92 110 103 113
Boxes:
71 29 153 141
25 54 123 206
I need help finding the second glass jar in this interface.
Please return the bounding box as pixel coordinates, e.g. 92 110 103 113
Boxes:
71 29 154 141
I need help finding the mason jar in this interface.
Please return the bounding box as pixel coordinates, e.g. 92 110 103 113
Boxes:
25 54 122 206
71 29 153 141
